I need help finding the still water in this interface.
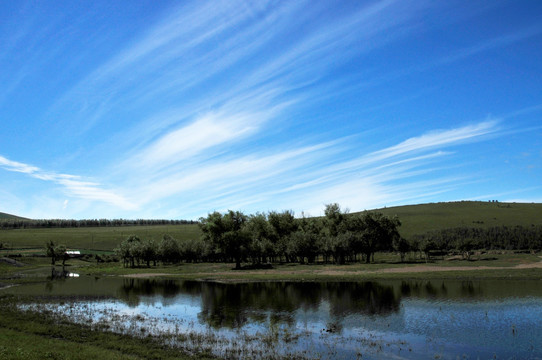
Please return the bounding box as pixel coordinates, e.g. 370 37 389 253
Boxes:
11 274 542 359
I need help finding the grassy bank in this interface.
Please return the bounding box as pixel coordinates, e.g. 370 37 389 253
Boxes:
2 251 542 283
50 251 542 281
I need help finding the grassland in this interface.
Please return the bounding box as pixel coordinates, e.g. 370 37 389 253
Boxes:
0 212 28 220
376 201 542 239
0 224 200 254
2 250 541 284
2 202 541 255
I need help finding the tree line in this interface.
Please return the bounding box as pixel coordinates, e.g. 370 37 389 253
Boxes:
115 204 403 268
1 218 195 230
411 225 542 259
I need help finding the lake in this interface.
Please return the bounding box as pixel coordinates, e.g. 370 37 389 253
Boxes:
9 272 542 359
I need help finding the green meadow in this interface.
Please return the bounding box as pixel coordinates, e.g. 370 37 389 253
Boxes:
0 224 200 254
376 201 542 239
2 201 541 255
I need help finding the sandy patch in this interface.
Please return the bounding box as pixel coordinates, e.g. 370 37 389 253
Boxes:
122 273 172 278
122 257 542 278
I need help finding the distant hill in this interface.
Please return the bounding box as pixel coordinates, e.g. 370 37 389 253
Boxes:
0 212 28 221
373 201 542 239
1 201 540 246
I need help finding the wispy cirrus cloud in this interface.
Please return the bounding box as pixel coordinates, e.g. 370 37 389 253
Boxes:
0 155 135 211
48 0 432 138
367 120 499 162
113 120 502 218
0 156 40 174
0 119 504 218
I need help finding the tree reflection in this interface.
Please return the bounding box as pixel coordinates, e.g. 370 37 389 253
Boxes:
399 280 483 299
115 279 402 330
197 281 400 329
117 278 181 306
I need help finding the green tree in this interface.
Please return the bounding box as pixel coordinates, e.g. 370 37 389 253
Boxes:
140 239 158 267
268 210 297 262
179 238 207 263
359 212 401 263
393 237 410 262
159 234 180 264
114 235 141 268
46 240 57 265
45 241 68 266
323 203 346 237
246 213 274 264
55 244 68 266
200 210 250 269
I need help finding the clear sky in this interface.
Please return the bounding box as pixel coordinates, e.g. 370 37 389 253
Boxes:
1 0 541 220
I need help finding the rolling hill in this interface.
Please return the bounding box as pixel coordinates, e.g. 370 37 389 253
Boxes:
0 201 540 250
375 201 542 239
0 212 28 220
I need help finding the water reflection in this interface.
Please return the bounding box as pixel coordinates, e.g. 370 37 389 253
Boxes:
48 267 80 280
118 279 182 306
116 280 401 329
398 280 484 299
17 277 542 359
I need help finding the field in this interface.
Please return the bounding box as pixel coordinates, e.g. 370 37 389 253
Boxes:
1 202 541 256
0 224 200 254
376 201 542 239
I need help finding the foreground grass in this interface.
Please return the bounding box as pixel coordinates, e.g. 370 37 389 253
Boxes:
0 296 213 360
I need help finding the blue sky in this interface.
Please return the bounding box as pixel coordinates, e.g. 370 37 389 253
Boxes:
1 0 541 220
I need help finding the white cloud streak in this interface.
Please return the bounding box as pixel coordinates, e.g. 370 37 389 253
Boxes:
114 120 500 218
0 119 502 218
0 156 135 211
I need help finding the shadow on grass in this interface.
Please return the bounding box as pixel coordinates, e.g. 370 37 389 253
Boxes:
232 263 274 270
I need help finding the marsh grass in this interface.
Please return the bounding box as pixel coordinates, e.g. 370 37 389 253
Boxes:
9 296 408 360
0 295 213 360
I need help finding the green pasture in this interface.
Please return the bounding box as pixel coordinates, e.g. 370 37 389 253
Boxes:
377 201 542 238
0 224 200 253
3 250 540 283
1 201 541 254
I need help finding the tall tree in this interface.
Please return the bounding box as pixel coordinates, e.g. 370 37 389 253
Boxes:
268 210 297 262
200 210 250 269
358 212 401 263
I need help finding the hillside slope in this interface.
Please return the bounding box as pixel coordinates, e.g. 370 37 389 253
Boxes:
1 201 540 250
375 201 542 239
0 212 27 220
